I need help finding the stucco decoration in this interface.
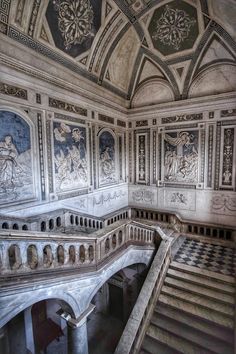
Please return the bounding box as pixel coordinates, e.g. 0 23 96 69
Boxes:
0 111 34 204
99 130 116 186
46 0 102 57
211 194 236 216
106 27 140 92
164 130 199 184
148 0 199 56
164 189 196 211
189 64 236 98
131 79 175 108
53 121 88 193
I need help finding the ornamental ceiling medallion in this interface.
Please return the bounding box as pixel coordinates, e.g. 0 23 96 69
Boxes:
53 0 94 49
46 0 102 58
148 0 199 56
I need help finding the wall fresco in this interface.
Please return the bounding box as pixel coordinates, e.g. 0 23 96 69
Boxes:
99 131 116 186
164 130 199 184
53 121 88 192
0 111 34 204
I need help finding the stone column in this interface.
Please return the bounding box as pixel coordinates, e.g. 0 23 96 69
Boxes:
58 304 95 354
24 306 35 354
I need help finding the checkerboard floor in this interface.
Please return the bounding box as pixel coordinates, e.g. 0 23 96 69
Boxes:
174 239 236 277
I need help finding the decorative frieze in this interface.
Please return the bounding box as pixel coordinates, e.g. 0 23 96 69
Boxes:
132 189 154 204
98 114 114 124
221 128 234 187
211 194 236 215
37 113 46 200
93 190 126 206
117 119 126 127
162 113 203 124
136 120 148 127
221 109 236 118
49 97 87 116
0 81 27 100
0 0 10 32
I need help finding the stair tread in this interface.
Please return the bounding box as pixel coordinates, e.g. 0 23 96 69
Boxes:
142 335 182 354
161 285 234 316
167 268 235 294
155 303 234 344
151 312 233 354
170 261 235 284
158 294 234 329
147 324 214 354
164 276 235 305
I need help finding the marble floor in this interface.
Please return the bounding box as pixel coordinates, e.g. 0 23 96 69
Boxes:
174 238 236 277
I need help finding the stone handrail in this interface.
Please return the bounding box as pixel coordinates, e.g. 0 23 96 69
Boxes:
114 238 172 354
0 220 158 276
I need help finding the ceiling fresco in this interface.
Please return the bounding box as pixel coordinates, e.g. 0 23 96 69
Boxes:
148 0 199 55
46 0 102 58
0 0 235 104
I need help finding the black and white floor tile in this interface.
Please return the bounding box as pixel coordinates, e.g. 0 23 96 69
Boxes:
174 239 236 277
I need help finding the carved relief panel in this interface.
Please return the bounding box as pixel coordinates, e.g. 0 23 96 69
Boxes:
0 110 37 205
48 115 90 197
135 131 149 184
159 124 205 188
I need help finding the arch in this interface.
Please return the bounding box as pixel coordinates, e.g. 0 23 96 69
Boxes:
105 238 110 253
41 221 46 232
56 217 61 227
2 222 9 229
69 245 76 264
27 245 38 269
49 219 54 230
88 245 94 262
85 248 152 310
12 223 19 230
57 245 64 265
112 234 117 249
8 244 21 270
43 245 53 267
79 245 86 263
188 63 236 98
0 294 79 329
22 224 28 231
118 230 123 245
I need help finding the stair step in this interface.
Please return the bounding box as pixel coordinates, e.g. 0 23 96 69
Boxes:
167 268 235 295
158 294 234 329
147 324 214 354
155 303 234 345
161 285 234 317
164 276 235 305
151 312 233 354
170 261 235 284
142 334 182 354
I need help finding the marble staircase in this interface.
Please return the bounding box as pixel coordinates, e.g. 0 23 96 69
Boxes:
140 261 235 354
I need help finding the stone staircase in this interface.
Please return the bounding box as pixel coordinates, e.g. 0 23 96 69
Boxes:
140 261 235 354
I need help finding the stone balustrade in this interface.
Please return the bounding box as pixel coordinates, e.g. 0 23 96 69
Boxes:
0 220 156 275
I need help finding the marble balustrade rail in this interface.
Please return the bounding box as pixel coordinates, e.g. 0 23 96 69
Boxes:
0 220 157 275
114 238 172 354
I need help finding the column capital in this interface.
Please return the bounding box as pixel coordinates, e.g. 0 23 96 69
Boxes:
57 304 95 328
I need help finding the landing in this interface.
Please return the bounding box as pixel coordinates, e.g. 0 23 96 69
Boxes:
174 239 236 277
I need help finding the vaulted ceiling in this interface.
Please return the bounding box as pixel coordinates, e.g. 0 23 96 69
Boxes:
1 0 236 107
